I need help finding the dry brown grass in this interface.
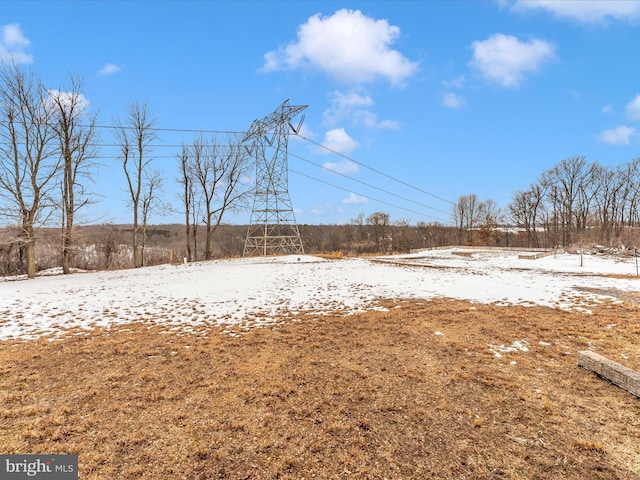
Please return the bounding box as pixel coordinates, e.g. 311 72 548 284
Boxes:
1 298 640 479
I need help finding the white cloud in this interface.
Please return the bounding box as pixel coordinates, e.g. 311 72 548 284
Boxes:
47 90 90 114
2 23 29 48
342 193 368 205
331 90 374 110
99 63 121 75
625 94 640 121
320 128 359 155
602 104 614 115
443 75 466 89
375 119 400 130
443 92 467 109
0 23 33 64
323 90 373 125
469 34 556 87
323 90 398 129
322 159 359 175
599 125 636 145
261 9 418 86
309 205 329 216
510 0 640 23
352 110 399 129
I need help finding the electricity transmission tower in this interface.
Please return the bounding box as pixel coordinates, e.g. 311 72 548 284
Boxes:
243 100 307 256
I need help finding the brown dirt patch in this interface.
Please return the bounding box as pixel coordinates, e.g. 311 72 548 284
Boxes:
575 287 640 305
1 299 639 479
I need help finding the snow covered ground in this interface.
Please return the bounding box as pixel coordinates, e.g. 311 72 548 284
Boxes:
1 248 638 341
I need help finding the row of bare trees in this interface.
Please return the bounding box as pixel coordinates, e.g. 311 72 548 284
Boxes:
177 135 252 261
336 212 454 254
0 219 460 276
452 156 640 249
0 63 253 277
0 64 99 277
451 195 502 246
509 155 640 248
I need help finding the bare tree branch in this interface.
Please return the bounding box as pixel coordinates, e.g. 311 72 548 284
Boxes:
0 63 60 277
114 101 158 268
49 74 100 273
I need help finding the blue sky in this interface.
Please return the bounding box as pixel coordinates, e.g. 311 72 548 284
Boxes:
3 0 640 226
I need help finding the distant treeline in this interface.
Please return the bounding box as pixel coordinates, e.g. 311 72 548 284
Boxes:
451 155 640 252
2 215 637 277
0 221 458 276
506 155 640 249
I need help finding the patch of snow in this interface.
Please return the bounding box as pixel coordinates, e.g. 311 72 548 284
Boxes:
1 249 638 341
488 340 529 357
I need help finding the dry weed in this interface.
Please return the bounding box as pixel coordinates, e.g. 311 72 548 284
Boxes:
0 298 639 479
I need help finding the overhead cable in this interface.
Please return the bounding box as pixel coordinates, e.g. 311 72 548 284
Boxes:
295 133 455 206
289 168 445 222
289 152 450 216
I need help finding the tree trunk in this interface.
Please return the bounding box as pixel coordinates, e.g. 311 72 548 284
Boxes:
61 203 73 275
184 206 191 263
24 226 36 278
205 223 212 260
192 224 198 261
132 211 140 268
185 223 191 262
61 238 71 274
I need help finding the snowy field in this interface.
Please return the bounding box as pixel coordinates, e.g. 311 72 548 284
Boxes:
1 247 638 341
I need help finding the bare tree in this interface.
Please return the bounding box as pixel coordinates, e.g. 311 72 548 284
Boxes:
544 156 592 245
190 188 201 261
589 164 619 245
575 164 599 234
477 198 501 246
140 169 164 266
452 196 466 245
350 212 366 241
452 194 479 245
348 212 370 254
177 143 202 261
618 158 640 230
114 101 157 268
188 133 252 260
367 211 390 253
509 183 546 248
49 75 99 274
177 144 193 262
0 64 59 278
392 219 413 253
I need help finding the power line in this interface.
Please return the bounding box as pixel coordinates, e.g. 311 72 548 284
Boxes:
295 133 455 206
92 143 187 149
87 124 246 135
90 142 241 150
289 152 451 216
289 167 445 222
82 125 455 209
1 121 456 215
0 120 246 136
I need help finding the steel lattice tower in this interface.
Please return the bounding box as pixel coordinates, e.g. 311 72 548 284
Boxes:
243 100 307 257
